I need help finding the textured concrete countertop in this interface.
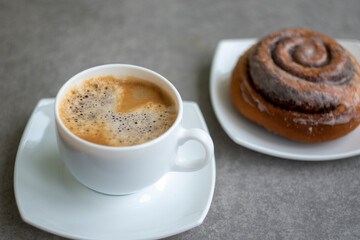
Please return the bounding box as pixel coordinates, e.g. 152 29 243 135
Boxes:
1 0 360 239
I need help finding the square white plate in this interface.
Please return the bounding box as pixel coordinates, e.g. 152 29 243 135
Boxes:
210 38 360 161
14 99 215 240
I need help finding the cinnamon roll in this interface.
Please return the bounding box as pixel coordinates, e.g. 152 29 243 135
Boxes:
230 28 360 142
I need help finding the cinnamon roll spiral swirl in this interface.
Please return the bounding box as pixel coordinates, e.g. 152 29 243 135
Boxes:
231 28 360 142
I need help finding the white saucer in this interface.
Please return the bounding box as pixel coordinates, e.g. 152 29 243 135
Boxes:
210 38 360 161
14 99 216 240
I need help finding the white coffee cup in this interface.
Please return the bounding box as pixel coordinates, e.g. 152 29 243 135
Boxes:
54 64 214 195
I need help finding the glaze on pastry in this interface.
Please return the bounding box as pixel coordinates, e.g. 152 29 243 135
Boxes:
231 28 360 142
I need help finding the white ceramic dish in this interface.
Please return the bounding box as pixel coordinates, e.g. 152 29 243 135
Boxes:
14 99 216 240
210 38 360 161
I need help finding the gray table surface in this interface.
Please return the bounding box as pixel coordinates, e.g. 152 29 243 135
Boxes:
2 0 360 239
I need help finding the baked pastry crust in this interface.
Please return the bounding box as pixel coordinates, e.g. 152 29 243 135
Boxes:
230 28 360 142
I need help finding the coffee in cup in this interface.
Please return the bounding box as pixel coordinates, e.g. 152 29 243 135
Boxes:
58 75 178 146
55 64 213 195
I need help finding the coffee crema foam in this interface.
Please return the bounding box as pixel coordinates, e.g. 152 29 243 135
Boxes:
59 75 178 146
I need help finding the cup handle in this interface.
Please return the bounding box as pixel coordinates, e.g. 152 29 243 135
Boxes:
172 127 214 172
